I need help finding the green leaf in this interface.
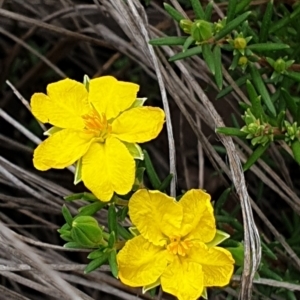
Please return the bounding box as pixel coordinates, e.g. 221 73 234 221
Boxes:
190 0 205 19
169 46 202 62
216 74 250 99
202 44 215 75
292 140 300 165
78 201 106 216
243 143 270 171
249 64 276 116
259 0 273 42
246 81 264 118
215 187 231 214
43 126 62 136
227 0 238 23
108 249 118 278
284 71 300 83
60 233 73 242
247 43 289 52
83 74 90 91
235 0 251 14
158 173 173 191
281 88 297 119
214 11 251 41
261 241 277 260
144 150 161 189
74 158 82 185
183 36 195 52
163 3 185 22
64 192 98 202
142 278 160 294
84 253 109 274
216 127 248 138
204 0 213 21
117 224 133 240
62 205 73 227
108 204 118 237
213 45 223 89
226 244 244 266
123 142 144 160
87 249 106 260
259 264 283 281
108 231 116 248
130 97 147 108
64 241 88 249
149 36 188 46
206 230 230 247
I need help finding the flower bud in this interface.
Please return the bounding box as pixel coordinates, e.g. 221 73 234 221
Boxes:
238 56 248 66
71 216 104 248
274 58 286 73
179 19 193 34
191 20 213 42
234 37 247 50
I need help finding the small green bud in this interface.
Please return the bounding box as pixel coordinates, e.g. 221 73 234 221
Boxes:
234 37 247 50
274 58 286 73
179 19 193 34
71 216 104 248
238 56 248 66
191 20 213 42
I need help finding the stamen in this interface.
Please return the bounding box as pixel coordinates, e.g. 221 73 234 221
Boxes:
166 236 193 256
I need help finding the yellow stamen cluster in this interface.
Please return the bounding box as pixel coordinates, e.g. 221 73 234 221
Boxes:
82 109 112 140
166 235 193 256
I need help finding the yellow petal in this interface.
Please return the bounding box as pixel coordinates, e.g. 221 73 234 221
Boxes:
81 137 135 201
89 76 139 120
129 190 182 246
161 255 204 300
33 129 93 171
31 79 90 129
189 242 234 287
117 235 170 287
179 189 216 243
111 107 165 143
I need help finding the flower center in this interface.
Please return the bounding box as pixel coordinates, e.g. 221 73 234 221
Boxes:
82 109 112 141
166 235 193 256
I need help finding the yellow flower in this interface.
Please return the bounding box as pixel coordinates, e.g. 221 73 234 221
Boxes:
117 189 235 300
31 76 165 201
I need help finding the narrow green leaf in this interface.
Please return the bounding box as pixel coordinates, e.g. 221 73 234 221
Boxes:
202 44 215 75
108 232 116 248
78 201 106 217
83 74 90 91
169 46 202 62
183 36 195 52
270 4 300 33
227 0 238 23
235 0 251 14
259 265 283 281
281 88 297 119
117 224 133 240
213 45 223 89
243 143 270 171
249 64 276 116
284 71 300 83
60 233 73 242
87 249 105 260
64 241 88 249
216 127 248 138
74 158 82 185
246 79 258 102
62 205 73 227
206 230 230 247
247 43 289 52
84 253 109 274
214 11 251 41
108 204 118 237
149 36 187 46
261 241 277 260
215 187 232 213
108 249 118 278
259 0 274 42
216 74 250 99
163 3 185 22
292 140 300 165
246 80 264 118
64 192 97 202
158 174 173 191
204 0 213 21
144 150 161 189
190 0 205 19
